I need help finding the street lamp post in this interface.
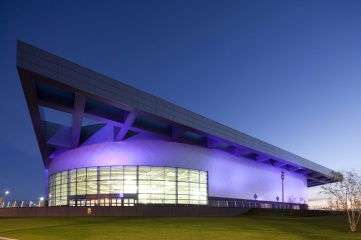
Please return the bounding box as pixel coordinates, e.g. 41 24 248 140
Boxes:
39 197 44 207
5 191 9 208
281 171 284 211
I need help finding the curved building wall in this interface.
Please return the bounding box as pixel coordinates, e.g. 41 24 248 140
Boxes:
49 134 308 205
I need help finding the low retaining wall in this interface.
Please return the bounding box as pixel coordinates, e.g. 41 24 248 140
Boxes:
0 206 251 217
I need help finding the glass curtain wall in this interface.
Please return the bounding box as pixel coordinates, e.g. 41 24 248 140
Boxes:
48 166 208 206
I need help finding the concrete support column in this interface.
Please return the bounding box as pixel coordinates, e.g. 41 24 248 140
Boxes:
45 168 49 204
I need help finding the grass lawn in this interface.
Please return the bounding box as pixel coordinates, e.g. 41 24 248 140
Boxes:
0 209 360 240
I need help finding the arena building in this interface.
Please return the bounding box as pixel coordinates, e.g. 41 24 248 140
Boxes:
17 41 335 208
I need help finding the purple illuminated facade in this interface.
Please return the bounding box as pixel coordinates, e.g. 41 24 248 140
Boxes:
17 41 336 207
50 136 306 202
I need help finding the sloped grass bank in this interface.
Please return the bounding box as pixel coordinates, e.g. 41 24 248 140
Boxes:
0 209 358 240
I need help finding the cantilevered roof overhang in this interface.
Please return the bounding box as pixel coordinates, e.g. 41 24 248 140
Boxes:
16 40 336 187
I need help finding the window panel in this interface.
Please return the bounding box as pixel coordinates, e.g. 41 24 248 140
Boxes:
178 168 189 182
164 181 176 187
77 182 86 195
61 185 67 194
139 192 151 204
189 170 199 183
164 185 176 193
77 169 86 181
99 181 110 194
87 168 98 181
124 166 136 180
61 172 68 183
190 200 200 204
111 167 123 180
164 199 176 204
138 183 151 193
60 198 67 206
164 195 176 200
199 196 207 201
138 167 151 180
87 181 98 194
110 180 123 194
200 172 207 184
178 182 189 194
178 195 189 199
70 170 77 183
165 167 176 181
190 182 199 189
151 194 164 200
151 167 164 180
100 167 110 180
151 181 164 193
190 195 200 200
124 180 137 193
55 174 61 185
70 182 76 195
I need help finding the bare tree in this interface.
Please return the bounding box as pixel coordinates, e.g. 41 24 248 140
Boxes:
321 170 361 232
327 197 336 210
288 194 296 203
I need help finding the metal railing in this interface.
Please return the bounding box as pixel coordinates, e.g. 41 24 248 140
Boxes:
208 200 306 210
1 199 308 210
1 200 44 208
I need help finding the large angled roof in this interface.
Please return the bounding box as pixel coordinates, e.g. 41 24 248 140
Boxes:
17 40 336 187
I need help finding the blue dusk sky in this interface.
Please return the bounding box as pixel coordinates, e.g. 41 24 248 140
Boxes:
1 0 361 205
